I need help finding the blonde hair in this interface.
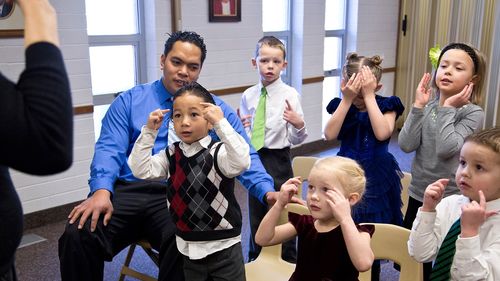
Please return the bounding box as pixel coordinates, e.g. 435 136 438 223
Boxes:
254 36 286 59
431 43 487 105
312 156 366 197
342 52 383 83
465 127 500 155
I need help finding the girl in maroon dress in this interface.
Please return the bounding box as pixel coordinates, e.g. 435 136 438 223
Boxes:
256 156 374 281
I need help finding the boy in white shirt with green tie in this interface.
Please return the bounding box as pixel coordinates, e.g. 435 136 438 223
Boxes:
239 35 308 263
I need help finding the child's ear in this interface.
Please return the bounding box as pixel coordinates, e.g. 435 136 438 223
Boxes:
348 192 361 205
471 74 480 84
251 58 257 68
375 83 383 92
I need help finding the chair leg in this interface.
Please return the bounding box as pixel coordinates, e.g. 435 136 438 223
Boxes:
119 244 137 281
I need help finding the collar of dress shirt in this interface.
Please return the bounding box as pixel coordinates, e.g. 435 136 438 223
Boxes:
179 135 213 154
260 76 283 96
486 197 500 212
157 78 174 106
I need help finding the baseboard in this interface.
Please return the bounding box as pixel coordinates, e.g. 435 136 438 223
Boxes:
23 200 82 231
23 139 339 231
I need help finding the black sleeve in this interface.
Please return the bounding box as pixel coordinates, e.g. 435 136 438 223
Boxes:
0 42 73 175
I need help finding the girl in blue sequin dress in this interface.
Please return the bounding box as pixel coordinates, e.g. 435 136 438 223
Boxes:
324 53 405 226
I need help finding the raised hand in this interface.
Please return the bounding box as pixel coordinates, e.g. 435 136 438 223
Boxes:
237 108 252 128
461 190 499 238
283 99 305 129
17 0 60 47
325 187 352 224
415 73 432 108
422 179 449 212
360 65 377 99
443 83 473 108
201 102 224 125
277 177 301 208
340 72 362 103
146 109 170 130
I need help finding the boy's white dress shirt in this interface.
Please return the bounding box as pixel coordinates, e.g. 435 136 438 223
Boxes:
408 195 500 281
240 77 308 149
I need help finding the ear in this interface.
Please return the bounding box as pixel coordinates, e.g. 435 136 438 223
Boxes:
160 54 166 69
282 60 288 69
251 58 257 68
347 192 361 206
375 83 383 92
471 74 480 84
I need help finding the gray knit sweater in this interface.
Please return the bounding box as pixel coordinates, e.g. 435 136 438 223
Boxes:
398 99 484 201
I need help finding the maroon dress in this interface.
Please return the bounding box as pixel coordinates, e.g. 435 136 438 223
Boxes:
288 213 375 281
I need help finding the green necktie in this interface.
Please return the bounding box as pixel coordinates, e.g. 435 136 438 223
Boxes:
429 218 461 281
251 87 267 151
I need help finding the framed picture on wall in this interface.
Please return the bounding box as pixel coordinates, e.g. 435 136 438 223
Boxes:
0 1 23 38
208 0 241 22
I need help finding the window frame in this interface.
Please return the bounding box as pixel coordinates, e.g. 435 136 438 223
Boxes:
262 0 292 85
87 0 147 106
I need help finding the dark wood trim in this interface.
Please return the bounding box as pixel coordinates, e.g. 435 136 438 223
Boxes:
73 105 94 115
211 76 326 96
210 85 252 96
383 67 396 73
302 76 324 84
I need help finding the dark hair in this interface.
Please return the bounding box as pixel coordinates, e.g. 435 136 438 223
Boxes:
173 82 215 105
431 42 486 104
342 52 383 82
255 36 286 59
163 31 207 65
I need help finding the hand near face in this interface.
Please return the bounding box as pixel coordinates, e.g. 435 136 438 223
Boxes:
340 72 362 103
277 177 301 208
422 179 449 212
237 108 252 128
415 73 432 108
283 100 305 129
147 109 170 130
325 187 352 224
461 190 499 238
201 102 224 125
443 82 473 108
360 66 377 99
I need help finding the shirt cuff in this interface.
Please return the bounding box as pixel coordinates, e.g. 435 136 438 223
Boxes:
89 178 115 194
414 208 437 232
455 234 481 259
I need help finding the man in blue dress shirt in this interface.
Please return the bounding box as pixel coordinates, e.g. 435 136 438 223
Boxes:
58 31 279 281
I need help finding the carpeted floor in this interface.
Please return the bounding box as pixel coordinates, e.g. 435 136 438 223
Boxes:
15 133 414 280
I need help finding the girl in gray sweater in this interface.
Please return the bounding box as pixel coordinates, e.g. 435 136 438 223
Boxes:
398 42 486 280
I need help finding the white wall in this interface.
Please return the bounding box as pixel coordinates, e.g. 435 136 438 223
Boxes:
356 0 399 97
1 0 94 214
0 0 399 214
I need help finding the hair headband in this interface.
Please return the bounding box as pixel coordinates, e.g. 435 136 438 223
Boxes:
438 43 479 74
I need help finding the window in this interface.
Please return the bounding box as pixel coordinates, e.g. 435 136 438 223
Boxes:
262 0 291 83
322 0 348 131
85 0 146 140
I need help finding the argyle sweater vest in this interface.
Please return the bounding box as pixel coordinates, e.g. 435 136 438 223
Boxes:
166 141 242 241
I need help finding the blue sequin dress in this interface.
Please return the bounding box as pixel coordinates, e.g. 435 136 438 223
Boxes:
326 95 405 225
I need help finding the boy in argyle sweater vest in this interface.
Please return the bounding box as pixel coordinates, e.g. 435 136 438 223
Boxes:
408 127 500 281
128 82 250 280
